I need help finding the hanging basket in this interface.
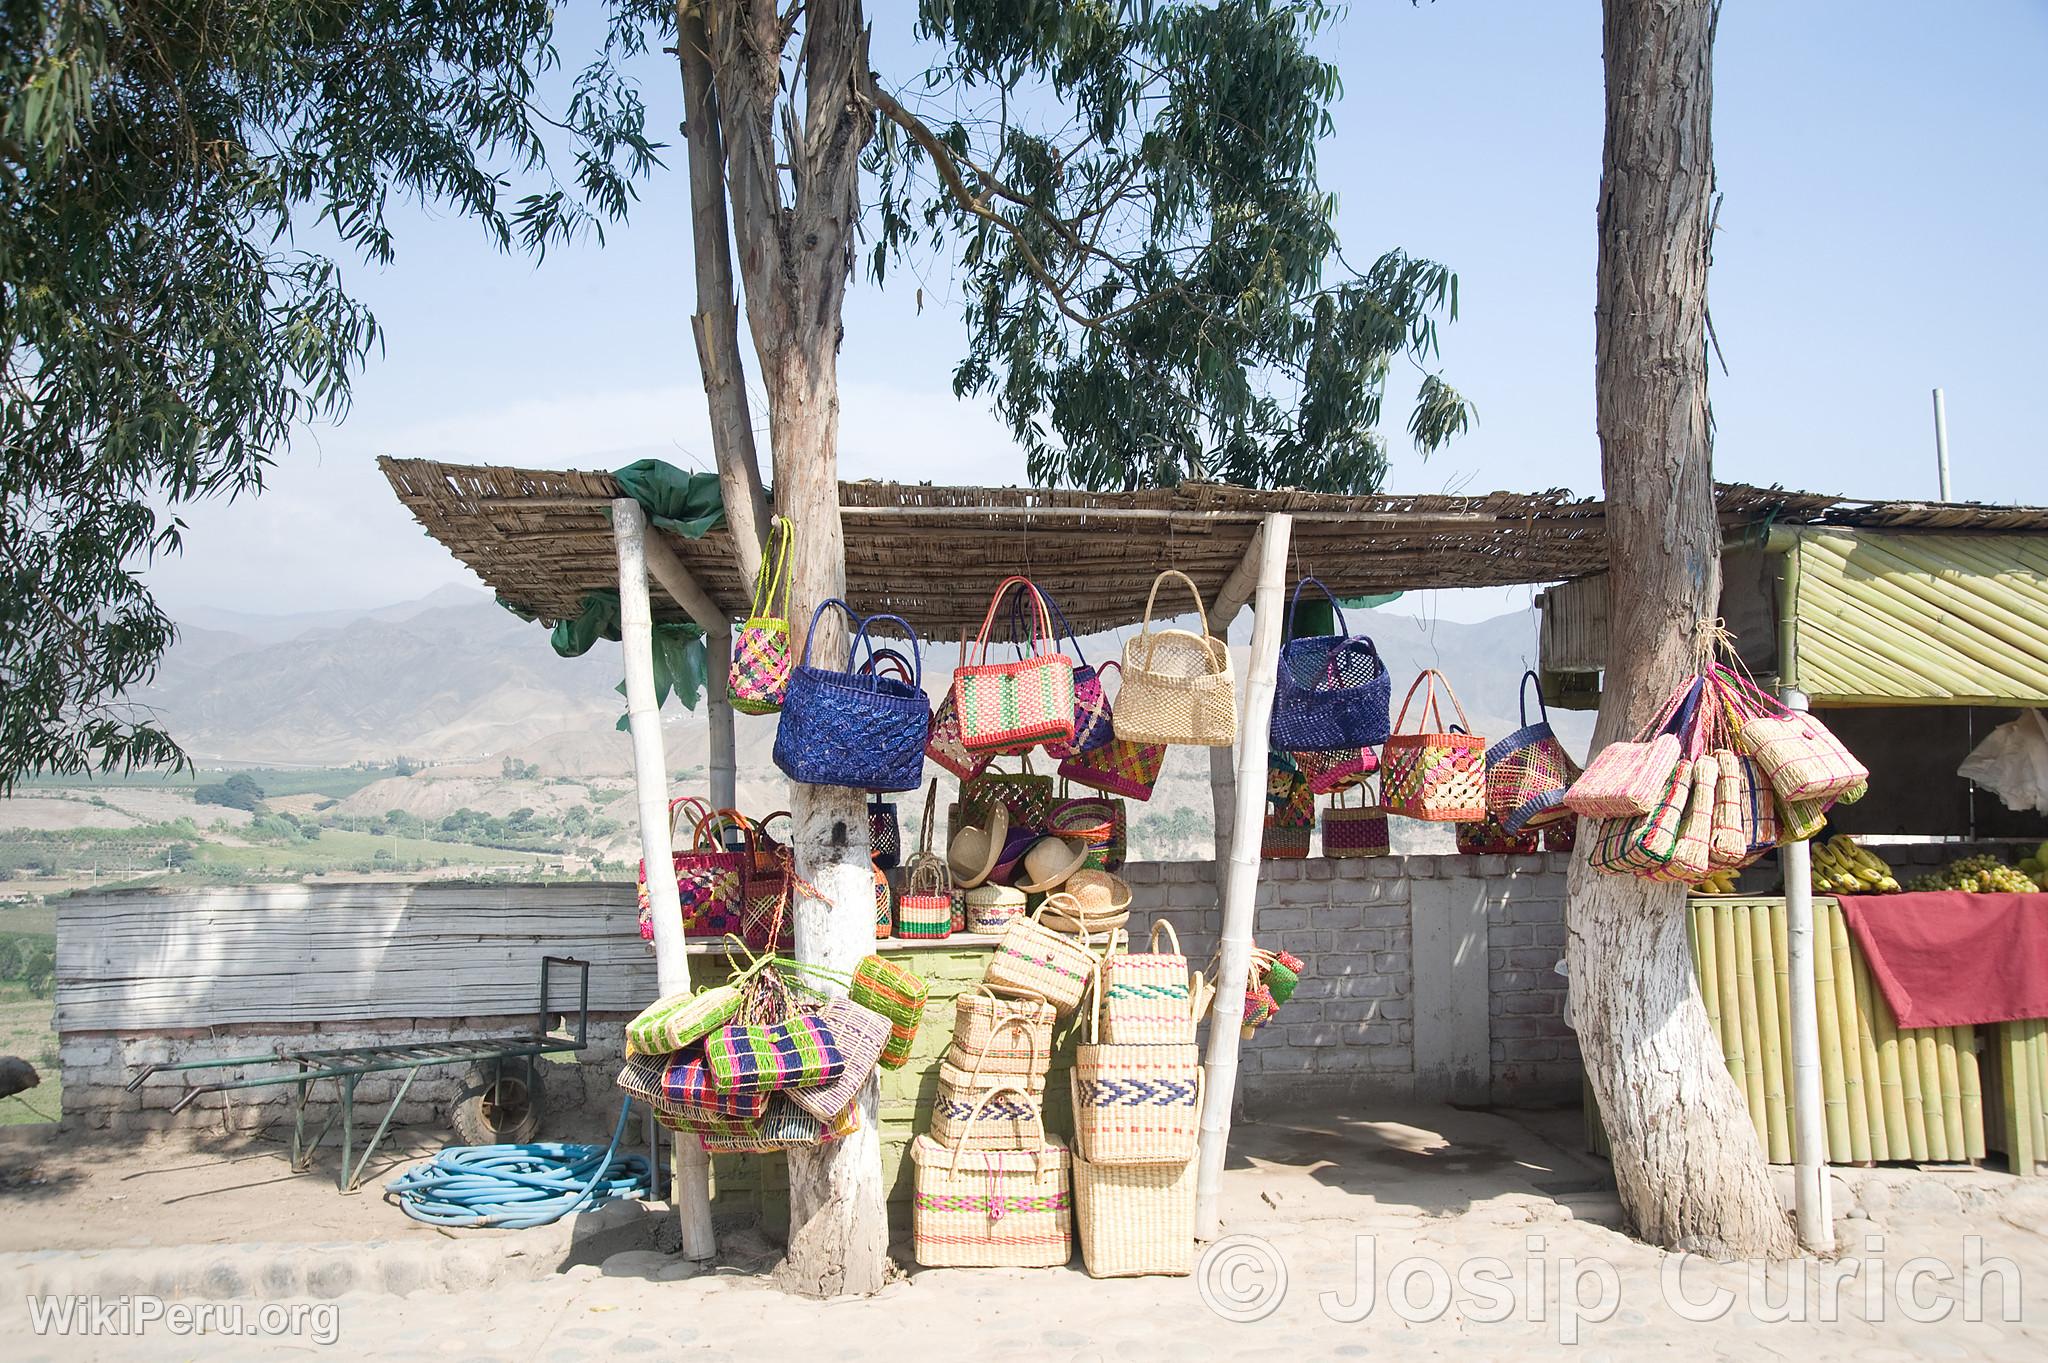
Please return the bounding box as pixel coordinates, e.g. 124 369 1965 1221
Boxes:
1483 671 1582 834
1116 570 1236 747
1269 577 1392 751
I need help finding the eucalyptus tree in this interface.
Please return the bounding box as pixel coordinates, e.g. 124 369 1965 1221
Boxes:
0 0 658 789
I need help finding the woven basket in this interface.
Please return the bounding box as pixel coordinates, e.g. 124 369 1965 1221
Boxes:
1073 976 1202 1166
954 576 1078 754
1049 795 1121 871
965 883 1027 934
1380 670 1487 822
1706 749 1751 870
1645 759 1717 883
1565 678 1699 818
1735 711 1869 804
703 1014 844 1094
1322 781 1390 859
637 798 747 942
1099 920 1194 1045
873 865 893 940
1073 1148 1196 1278
962 759 1056 833
952 985 1057 1065
1455 810 1539 856
897 779 954 938
868 798 901 870
1484 671 1582 834
624 984 743 1057
1294 745 1376 796
925 682 994 782
985 899 1101 1012
911 1085 1071 1268
727 516 793 715
1588 758 1694 877
772 600 931 793
615 1050 769 1118
1116 570 1236 748
784 997 891 1122
1261 823 1311 860
928 1024 1051 1150
1269 577 1392 751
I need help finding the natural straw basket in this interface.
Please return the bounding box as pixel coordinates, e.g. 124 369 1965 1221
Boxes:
928 1020 1051 1150
1072 1147 1196 1278
1099 919 1194 1045
1115 569 1237 748
1072 973 1202 1166
985 898 1102 1013
911 1084 1072 1268
951 985 1057 1071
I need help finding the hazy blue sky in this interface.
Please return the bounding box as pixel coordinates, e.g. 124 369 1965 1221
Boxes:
147 0 2048 624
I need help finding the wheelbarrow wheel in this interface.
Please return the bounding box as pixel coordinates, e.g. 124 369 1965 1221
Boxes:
451 1058 550 1146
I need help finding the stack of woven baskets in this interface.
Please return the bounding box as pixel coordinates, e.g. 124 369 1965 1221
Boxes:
909 901 1204 1277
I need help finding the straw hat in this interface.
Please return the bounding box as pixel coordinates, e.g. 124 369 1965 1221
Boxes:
1014 836 1090 894
1038 888 1127 937
1060 868 1133 915
987 828 1040 885
946 803 1009 890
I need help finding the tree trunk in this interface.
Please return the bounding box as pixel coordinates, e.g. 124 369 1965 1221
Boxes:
1568 0 1793 1259
771 343 891 1299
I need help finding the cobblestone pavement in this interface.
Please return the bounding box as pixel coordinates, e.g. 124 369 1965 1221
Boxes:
6 1105 2046 1361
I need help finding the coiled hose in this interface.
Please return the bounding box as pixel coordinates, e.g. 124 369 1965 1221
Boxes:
385 1096 652 1228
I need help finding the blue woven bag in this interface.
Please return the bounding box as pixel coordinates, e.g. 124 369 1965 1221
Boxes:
1269 578 1392 751
773 600 931 792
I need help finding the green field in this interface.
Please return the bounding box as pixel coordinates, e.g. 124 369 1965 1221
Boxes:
0 979 58 1127
186 828 548 874
16 765 399 800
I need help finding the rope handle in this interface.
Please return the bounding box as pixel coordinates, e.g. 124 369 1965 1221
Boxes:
1518 670 1548 728
666 795 713 842
1001 582 1089 668
796 600 924 689
968 576 1057 666
748 515 792 621
1285 577 1349 642
1134 569 1216 671
1389 668 1473 737
949 1081 1047 1160
959 1011 1045 1091
1147 917 1181 957
689 806 758 856
859 647 916 685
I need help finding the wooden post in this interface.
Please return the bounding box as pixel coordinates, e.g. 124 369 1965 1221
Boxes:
613 498 717 1262
1205 524 1268 866
708 626 737 810
1780 685 1834 1251
1194 511 1291 1240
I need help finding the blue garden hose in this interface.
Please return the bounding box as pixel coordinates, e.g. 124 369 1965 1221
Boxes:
385 1096 652 1228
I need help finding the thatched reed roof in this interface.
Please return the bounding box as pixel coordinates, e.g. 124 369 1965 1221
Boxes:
377 457 2048 637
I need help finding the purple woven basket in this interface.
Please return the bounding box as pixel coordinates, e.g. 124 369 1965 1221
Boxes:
773 600 931 793
1269 579 1392 752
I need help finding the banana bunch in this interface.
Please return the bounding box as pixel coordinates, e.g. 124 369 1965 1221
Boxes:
1689 869 1740 896
1812 835 1900 894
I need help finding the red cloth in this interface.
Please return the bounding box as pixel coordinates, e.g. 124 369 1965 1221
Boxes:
1837 892 2048 1028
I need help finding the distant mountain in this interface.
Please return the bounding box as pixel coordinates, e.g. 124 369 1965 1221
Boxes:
144 589 1589 776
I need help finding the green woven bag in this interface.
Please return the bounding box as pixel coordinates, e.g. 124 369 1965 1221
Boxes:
626 984 743 1057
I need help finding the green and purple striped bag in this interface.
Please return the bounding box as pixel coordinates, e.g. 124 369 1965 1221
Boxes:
704 1015 845 1094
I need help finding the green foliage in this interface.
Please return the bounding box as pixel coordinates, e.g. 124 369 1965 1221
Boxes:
1 0 662 790
869 0 1469 492
193 772 264 811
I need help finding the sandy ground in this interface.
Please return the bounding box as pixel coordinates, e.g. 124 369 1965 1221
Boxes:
4 1103 2047 1360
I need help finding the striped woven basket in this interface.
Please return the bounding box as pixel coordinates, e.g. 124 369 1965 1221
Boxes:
964 883 1026 934
1099 920 1193 1045
850 953 928 1071
1379 671 1487 822
624 984 742 1057
784 997 892 1123
1073 1148 1196 1278
615 1050 769 1118
1072 976 1202 1166
928 1040 1051 1150
703 1014 844 1094
952 985 1057 1064
985 899 1101 1013
911 1085 1071 1268
896 780 954 939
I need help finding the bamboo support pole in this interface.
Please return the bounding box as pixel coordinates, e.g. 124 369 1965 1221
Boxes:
1894 1003 1930 1161
1694 903 1721 1046
1916 1032 1949 1162
1770 901 1794 1155
1204 524 1266 868
1825 902 1871 1163
2032 1021 2048 1171
1749 905 1790 1163
1778 707 1832 1246
1958 1027 1985 1162
1808 895 1850 1161
1732 908 1768 1149
1195 511 1292 1240
1845 927 1891 1160
613 499 716 1261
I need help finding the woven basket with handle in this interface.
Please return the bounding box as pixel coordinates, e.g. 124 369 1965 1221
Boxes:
911 1084 1071 1268
985 897 1102 1013
1099 919 1193 1045
1073 1148 1196 1278
1115 569 1236 747
1072 971 1202 1166
1380 670 1487 822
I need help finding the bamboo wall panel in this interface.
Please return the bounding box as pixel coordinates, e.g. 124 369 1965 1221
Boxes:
1685 897 1988 1166
54 884 656 1032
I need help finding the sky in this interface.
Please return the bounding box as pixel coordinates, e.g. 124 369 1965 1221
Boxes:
143 0 2048 626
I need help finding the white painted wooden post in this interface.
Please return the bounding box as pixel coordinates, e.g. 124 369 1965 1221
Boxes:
708 625 737 810
1204 524 1268 867
1194 511 1291 1240
1780 685 1834 1251
614 498 717 1261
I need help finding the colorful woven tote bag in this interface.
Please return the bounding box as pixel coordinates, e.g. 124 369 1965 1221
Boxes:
1269 577 1393 751
1715 668 1868 804
1072 977 1202 1166
1565 679 1698 819
1099 919 1194 1045
1321 779 1390 859
638 798 748 942
1484 671 1582 834
703 1014 845 1094
783 997 892 1123
624 983 743 1057
962 754 1056 832
1380 670 1488 822
1455 810 1540 856
850 954 929 1070
772 600 931 793
1116 569 1236 747
896 780 954 939
1027 590 1115 760
952 576 1077 754
910 1085 1071 1268
1049 794 1123 872
1293 744 1377 796
727 514 794 715
924 633 994 781
616 1049 770 1119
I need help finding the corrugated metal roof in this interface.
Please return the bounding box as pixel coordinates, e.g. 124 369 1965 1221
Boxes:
1787 530 2048 705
